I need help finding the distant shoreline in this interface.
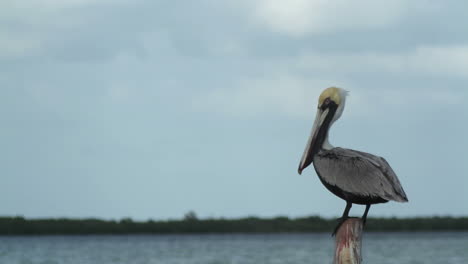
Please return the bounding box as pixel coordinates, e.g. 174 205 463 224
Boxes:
1 215 467 235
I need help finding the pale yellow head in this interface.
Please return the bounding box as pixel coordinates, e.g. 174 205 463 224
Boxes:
318 87 344 107
298 86 348 174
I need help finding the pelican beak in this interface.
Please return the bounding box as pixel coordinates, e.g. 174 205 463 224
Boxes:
298 108 329 175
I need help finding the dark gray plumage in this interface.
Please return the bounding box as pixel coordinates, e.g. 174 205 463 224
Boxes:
314 147 408 203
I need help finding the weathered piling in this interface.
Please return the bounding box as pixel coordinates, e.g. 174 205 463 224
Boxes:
333 218 363 264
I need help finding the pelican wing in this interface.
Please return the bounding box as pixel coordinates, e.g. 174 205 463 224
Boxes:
313 147 408 202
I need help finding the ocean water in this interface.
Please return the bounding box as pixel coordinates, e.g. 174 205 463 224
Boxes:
0 232 467 264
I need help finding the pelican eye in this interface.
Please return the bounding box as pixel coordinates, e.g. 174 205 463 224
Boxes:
321 97 331 110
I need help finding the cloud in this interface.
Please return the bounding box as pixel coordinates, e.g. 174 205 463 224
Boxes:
410 46 468 77
297 45 468 78
192 74 345 119
251 0 407 36
3 0 122 10
0 0 135 59
194 77 465 120
193 45 468 119
0 32 42 58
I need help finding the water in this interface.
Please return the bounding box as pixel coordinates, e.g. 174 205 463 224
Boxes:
0 232 467 264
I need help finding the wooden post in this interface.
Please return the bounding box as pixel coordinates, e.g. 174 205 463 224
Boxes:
333 218 363 264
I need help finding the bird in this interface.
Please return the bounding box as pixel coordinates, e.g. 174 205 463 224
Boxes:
297 87 408 235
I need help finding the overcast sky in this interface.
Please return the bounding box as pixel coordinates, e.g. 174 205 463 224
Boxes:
1 0 467 220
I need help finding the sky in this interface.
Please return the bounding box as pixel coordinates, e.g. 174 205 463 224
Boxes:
1 0 467 220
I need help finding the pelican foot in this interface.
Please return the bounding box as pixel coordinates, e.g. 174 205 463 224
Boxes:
332 216 349 236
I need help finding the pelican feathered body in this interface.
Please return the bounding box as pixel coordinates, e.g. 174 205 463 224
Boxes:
298 87 408 234
314 148 407 204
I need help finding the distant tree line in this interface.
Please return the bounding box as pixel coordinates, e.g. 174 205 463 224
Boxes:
0 215 467 235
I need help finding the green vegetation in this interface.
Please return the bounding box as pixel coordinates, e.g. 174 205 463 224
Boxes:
0 214 467 235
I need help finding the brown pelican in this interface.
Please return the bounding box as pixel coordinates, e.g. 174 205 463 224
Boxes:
298 87 408 234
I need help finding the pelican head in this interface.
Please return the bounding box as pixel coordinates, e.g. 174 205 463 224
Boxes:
298 87 348 174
